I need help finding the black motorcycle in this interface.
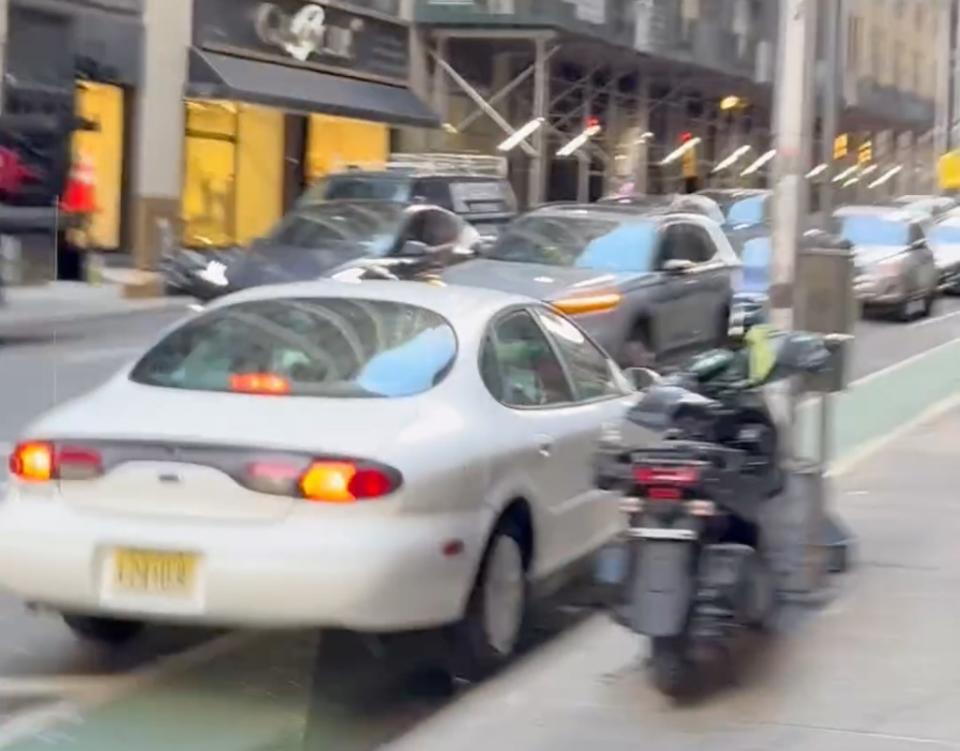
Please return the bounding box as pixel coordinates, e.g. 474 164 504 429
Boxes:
594 329 834 697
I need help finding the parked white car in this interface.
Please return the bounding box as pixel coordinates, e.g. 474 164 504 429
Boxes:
0 280 638 676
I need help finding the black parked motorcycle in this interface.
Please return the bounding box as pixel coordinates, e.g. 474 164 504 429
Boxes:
594 328 834 697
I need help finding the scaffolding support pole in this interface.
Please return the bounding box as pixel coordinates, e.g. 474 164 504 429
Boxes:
935 0 952 167
429 48 538 158
577 75 593 202
455 45 560 133
528 36 549 207
819 0 841 218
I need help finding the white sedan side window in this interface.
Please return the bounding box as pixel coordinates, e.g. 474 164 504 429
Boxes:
533 309 627 401
481 311 574 408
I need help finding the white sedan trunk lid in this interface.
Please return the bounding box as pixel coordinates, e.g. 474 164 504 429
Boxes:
29 377 420 522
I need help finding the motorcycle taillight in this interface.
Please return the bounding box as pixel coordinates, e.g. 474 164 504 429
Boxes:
647 486 683 501
633 466 700 487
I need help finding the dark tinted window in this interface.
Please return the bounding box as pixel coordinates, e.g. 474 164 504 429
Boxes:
267 202 405 254
131 298 457 399
411 180 453 210
481 310 573 406
661 224 714 265
307 176 411 203
489 214 658 272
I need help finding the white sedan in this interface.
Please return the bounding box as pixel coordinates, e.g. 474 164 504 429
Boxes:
0 280 636 676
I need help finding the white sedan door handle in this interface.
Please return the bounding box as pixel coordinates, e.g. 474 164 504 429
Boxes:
537 437 553 458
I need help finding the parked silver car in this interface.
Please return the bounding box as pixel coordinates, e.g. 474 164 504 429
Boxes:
834 206 939 320
924 215 960 290
441 204 739 367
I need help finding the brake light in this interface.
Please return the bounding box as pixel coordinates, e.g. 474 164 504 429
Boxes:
56 445 103 480
299 461 399 503
633 466 700 487
8 442 103 482
9 442 54 482
229 373 291 395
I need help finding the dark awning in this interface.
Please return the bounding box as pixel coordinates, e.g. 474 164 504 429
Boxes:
187 49 439 129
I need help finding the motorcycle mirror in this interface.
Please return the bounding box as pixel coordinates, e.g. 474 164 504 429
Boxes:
624 367 662 391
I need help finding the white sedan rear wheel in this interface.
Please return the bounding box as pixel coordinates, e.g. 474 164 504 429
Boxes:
482 535 526 656
453 525 528 680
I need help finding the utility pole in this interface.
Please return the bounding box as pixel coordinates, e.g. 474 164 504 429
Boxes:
770 0 818 596
819 0 841 219
935 0 952 169
770 0 818 337
953 0 960 148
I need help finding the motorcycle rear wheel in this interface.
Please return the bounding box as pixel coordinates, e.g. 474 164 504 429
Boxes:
650 636 698 698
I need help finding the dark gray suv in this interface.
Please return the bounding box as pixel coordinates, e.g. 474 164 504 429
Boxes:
442 203 740 367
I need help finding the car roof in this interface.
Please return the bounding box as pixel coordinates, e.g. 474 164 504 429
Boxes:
699 188 769 198
327 171 507 182
834 205 920 223
526 202 708 223
205 279 534 322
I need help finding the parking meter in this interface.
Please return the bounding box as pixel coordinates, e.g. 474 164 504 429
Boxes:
794 230 856 393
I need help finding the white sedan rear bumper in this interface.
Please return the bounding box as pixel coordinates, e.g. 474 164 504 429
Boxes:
0 494 486 631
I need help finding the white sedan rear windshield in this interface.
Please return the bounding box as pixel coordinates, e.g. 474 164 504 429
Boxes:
130 298 457 398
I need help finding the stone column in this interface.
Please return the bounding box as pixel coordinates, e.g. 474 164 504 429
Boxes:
130 0 192 272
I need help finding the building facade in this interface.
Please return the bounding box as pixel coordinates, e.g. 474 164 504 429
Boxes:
0 0 952 275
0 0 436 273
413 0 942 201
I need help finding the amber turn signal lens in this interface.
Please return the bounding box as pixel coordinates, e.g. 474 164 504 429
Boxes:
298 461 398 503
300 461 359 503
552 293 622 316
9 442 55 482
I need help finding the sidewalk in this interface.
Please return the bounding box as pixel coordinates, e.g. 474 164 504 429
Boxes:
0 281 189 336
388 403 960 751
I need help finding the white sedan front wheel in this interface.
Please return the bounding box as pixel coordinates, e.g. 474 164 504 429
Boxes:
453 525 528 681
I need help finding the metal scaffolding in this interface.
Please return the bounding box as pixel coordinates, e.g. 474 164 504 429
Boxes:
416 16 933 207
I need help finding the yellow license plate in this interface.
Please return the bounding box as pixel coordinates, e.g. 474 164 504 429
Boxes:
112 549 198 596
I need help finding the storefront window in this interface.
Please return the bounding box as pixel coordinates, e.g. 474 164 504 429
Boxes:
181 100 284 249
181 104 390 250
305 114 389 185
71 82 125 250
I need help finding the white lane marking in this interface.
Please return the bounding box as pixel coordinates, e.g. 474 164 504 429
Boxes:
907 306 960 330
847 327 960 388
0 676 134 698
827 391 960 479
0 631 258 747
0 702 81 746
60 346 142 365
0 345 142 365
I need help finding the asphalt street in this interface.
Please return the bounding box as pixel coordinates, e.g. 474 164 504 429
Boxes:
1 300 959 747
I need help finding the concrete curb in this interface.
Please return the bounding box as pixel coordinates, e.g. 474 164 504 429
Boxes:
0 299 190 337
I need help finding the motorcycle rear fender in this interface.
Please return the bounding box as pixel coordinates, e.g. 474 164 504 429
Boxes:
630 540 695 637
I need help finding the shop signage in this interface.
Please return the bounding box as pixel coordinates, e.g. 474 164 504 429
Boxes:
254 2 363 62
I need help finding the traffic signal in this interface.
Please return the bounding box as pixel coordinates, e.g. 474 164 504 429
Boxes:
834 133 848 160
679 131 694 144
858 140 873 166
